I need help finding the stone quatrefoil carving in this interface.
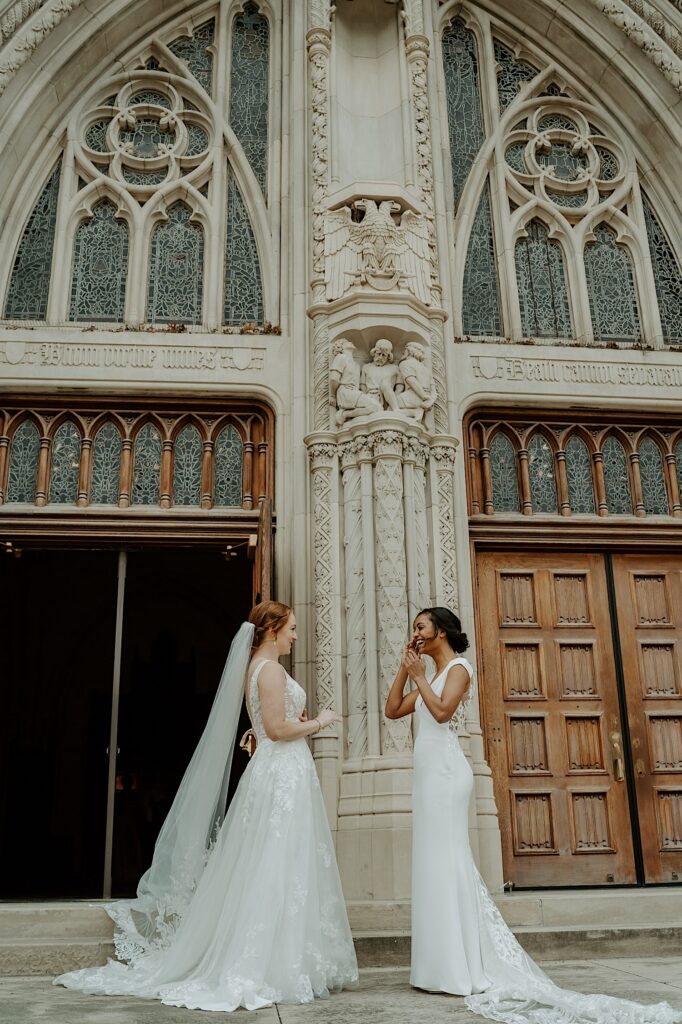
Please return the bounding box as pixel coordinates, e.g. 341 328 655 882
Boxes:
329 337 436 427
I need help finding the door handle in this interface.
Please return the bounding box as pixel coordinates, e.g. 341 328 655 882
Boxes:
609 731 625 782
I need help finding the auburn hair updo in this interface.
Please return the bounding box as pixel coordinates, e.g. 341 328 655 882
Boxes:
417 606 469 654
248 600 293 652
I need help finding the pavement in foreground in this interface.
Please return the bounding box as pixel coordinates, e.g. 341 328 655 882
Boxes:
2 958 682 1023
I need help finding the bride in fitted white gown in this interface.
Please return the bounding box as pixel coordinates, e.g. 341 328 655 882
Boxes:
386 606 681 1024
56 602 357 1012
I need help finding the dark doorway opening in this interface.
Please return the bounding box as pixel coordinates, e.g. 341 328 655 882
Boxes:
0 546 253 899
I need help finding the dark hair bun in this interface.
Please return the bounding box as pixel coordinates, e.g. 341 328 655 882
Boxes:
417 606 469 654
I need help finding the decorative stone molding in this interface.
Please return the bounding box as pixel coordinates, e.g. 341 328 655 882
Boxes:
399 0 424 37
0 0 85 96
427 436 459 610
589 0 682 93
306 22 331 300
307 439 337 715
0 0 46 45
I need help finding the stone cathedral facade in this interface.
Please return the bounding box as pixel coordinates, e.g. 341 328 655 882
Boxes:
1 0 682 906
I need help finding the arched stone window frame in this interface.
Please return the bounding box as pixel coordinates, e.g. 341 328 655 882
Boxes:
434 1 682 348
0 1 278 331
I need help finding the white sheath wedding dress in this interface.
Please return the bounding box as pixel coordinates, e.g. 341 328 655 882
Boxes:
411 656 682 1024
56 659 358 1012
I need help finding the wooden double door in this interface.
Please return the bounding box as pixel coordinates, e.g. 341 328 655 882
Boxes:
478 552 682 887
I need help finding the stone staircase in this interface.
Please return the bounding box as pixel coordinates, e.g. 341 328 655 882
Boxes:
2 889 681 975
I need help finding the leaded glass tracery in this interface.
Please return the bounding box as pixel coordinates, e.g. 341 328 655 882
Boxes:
69 201 128 322
462 183 502 336
224 169 263 325
442 19 484 208
173 424 202 505
49 421 81 504
7 421 40 502
489 433 519 512
132 423 162 505
230 3 269 196
85 121 109 153
91 423 122 504
596 146 619 181
4 162 61 320
120 120 176 158
538 114 577 132
547 189 587 208
122 167 168 186
565 436 595 514
584 225 641 343
214 425 243 506
528 433 558 512
186 124 209 156
515 220 572 338
602 436 632 514
129 90 171 108
147 202 204 324
638 437 668 515
642 194 682 344
494 40 539 111
536 140 588 181
168 20 215 96
505 142 527 174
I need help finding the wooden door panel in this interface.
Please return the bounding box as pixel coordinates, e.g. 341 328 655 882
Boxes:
478 552 636 887
613 555 682 883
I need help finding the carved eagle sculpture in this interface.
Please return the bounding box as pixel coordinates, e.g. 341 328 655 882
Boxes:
324 199 432 305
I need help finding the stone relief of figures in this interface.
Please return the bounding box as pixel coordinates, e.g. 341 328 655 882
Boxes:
324 199 432 306
329 337 436 426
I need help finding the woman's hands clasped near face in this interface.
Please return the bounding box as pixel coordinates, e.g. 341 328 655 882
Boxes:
402 643 427 686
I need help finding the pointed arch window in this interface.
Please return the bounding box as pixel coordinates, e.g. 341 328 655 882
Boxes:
49 422 81 504
224 168 263 326
493 40 538 111
441 18 484 209
4 162 61 320
146 203 204 324
462 183 502 336
168 19 215 95
565 436 595 514
642 194 682 344
69 201 128 322
214 425 244 507
515 220 572 338
602 436 632 514
230 2 269 196
528 434 557 512
489 433 519 512
132 423 162 505
638 437 668 515
91 423 122 504
584 225 641 343
173 424 202 506
7 421 41 502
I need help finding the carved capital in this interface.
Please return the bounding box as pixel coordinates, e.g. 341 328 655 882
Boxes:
430 440 459 468
404 33 430 62
307 435 337 471
306 26 332 54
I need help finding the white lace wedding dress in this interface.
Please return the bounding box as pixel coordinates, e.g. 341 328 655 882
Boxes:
56 659 358 1011
411 656 682 1024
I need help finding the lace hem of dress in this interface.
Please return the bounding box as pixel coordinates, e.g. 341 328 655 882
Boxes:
465 866 682 1024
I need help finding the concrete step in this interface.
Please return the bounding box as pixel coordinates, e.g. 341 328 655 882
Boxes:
2 890 682 975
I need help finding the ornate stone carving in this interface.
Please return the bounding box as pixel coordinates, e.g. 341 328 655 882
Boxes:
429 439 459 610
330 337 436 427
0 0 46 45
342 460 367 758
329 338 382 426
308 440 337 712
0 0 85 96
399 0 424 37
589 0 682 93
313 318 331 430
324 199 431 305
403 34 439 301
306 24 331 299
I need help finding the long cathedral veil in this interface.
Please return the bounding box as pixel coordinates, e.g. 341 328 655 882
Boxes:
105 622 255 963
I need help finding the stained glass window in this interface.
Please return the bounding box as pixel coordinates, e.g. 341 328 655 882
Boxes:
147 202 204 324
489 432 519 512
584 224 641 343
224 169 263 326
129 90 171 108
168 20 215 96
642 193 682 345
132 423 162 505
602 436 632 514
173 424 202 505
565 436 595 514
528 433 557 512
505 142 527 174
638 437 668 515
186 124 209 156
494 40 538 111
536 141 588 180
69 201 128 322
230 3 269 195
442 19 484 208
91 422 122 504
214 425 243 506
7 421 40 502
515 220 572 338
596 147 619 181
462 182 502 336
4 161 61 320
547 190 588 209
122 167 168 186
538 114 576 132
49 421 81 504
120 120 175 158
85 121 109 153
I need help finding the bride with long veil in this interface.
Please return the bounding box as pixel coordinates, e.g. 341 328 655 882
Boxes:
386 605 682 1024
56 601 358 1012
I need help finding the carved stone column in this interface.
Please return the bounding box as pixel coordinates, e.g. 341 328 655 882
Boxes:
427 437 459 609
